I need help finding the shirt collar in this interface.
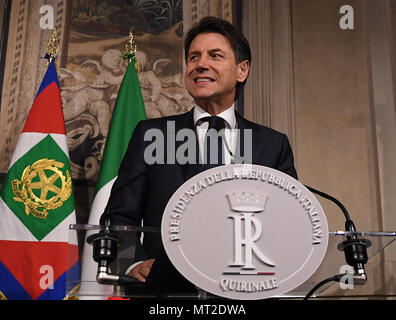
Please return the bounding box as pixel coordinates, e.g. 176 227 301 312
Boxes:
193 104 236 129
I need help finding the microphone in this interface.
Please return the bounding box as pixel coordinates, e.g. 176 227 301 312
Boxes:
305 185 369 283
303 185 370 300
87 163 158 286
86 217 140 286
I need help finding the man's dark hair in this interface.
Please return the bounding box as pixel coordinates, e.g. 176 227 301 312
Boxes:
184 16 251 101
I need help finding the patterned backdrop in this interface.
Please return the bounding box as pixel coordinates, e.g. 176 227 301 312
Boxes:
0 0 234 221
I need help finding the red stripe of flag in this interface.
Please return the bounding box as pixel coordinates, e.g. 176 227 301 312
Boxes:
22 81 66 135
0 241 78 300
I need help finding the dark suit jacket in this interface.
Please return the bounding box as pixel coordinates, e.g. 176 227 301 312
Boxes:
105 108 297 294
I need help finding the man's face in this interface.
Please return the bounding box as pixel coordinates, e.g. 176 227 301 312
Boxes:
184 32 249 108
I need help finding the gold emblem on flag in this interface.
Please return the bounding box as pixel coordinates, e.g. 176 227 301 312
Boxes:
11 159 72 219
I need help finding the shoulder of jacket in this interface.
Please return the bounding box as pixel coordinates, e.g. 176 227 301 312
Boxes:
237 114 286 138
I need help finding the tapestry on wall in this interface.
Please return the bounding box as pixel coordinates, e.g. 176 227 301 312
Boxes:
0 0 193 186
62 0 192 182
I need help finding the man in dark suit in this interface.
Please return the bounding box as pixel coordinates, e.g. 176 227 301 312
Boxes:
105 16 297 292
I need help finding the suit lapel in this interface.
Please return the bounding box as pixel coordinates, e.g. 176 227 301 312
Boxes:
235 111 261 164
173 109 203 182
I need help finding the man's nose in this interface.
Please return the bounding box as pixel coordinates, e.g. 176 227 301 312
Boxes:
196 55 210 71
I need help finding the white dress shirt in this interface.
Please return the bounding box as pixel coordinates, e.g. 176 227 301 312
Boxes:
193 104 238 165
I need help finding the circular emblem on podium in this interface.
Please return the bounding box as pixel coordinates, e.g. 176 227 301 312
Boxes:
161 164 328 300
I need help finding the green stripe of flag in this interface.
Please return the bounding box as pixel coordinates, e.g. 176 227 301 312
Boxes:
0 135 74 241
95 61 146 193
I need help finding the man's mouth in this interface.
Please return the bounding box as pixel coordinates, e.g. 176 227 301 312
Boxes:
194 77 215 83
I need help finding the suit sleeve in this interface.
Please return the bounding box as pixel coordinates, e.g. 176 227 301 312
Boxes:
278 134 298 180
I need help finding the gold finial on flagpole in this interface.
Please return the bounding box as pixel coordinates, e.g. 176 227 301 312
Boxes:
46 28 60 67
122 28 139 71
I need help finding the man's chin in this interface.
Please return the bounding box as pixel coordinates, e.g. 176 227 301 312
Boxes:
193 96 214 105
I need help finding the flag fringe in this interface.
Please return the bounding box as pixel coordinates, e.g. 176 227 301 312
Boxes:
64 284 80 300
0 290 7 300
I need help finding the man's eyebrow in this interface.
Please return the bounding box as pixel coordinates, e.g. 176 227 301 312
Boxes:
188 48 226 57
188 50 201 57
208 48 226 54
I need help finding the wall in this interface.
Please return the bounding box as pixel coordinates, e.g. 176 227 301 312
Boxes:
292 0 383 297
243 0 396 297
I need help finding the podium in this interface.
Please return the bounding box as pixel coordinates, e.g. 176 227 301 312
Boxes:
65 165 396 299
65 224 396 299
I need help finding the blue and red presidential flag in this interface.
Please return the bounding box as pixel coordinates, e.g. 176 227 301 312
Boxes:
0 58 79 300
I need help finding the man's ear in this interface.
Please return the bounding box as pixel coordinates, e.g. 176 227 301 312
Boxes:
237 60 250 83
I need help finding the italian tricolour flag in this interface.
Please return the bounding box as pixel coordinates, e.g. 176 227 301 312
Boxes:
79 56 146 298
0 59 78 300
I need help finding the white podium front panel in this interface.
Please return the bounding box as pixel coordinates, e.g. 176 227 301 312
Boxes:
161 165 329 300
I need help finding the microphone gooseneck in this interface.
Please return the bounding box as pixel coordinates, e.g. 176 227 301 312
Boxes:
303 185 370 300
